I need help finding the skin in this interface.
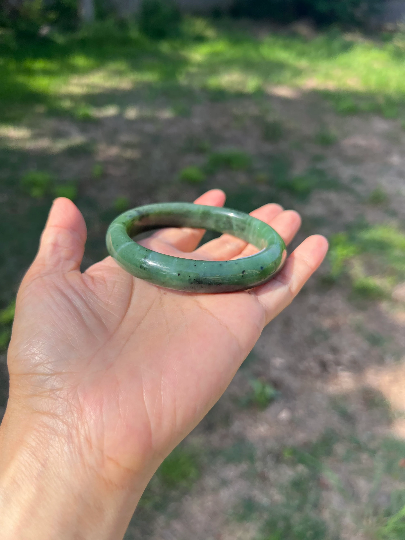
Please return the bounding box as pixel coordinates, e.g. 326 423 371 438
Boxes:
0 189 328 540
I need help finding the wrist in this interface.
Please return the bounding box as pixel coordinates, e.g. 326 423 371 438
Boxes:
0 402 152 540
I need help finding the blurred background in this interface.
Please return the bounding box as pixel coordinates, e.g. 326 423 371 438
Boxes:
1 1 405 538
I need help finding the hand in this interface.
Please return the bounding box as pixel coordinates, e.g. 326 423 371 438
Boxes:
0 190 328 539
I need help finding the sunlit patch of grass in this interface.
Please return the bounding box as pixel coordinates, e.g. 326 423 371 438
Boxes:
374 492 405 540
0 299 15 351
71 103 96 121
4 21 405 124
328 224 405 300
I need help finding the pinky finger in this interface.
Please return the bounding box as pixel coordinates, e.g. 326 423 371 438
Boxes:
253 235 329 326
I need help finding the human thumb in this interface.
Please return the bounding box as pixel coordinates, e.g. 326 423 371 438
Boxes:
31 198 87 276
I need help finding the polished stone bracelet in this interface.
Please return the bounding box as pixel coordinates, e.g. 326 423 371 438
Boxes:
106 203 287 293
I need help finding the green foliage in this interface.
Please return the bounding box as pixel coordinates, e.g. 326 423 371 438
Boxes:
352 276 388 300
0 299 15 351
368 187 389 206
329 232 360 277
314 129 337 146
158 447 200 488
113 196 130 213
65 140 95 156
20 171 79 200
207 149 252 172
92 163 104 179
20 170 53 198
230 0 298 23
255 432 342 539
304 0 383 27
1 0 78 37
0 300 15 325
241 378 278 409
258 468 333 540
183 136 211 154
75 19 140 46
273 164 340 201
138 0 182 40
72 104 95 121
260 508 328 540
231 0 383 27
328 224 405 299
231 496 264 522
53 182 77 200
376 497 405 540
332 95 361 115
179 165 206 183
283 429 339 472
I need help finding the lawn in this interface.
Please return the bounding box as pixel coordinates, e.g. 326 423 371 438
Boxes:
1 17 405 540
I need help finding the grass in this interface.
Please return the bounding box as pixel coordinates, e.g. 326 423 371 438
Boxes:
53 182 78 200
239 378 278 409
206 149 252 172
328 223 405 299
314 129 338 146
3 24 405 125
375 494 405 540
179 165 206 183
137 444 201 512
255 449 336 540
2 17 405 540
92 163 104 178
158 446 200 488
113 196 130 213
368 187 389 206
20 170 53 198
270 157 341 201
0 299 15 351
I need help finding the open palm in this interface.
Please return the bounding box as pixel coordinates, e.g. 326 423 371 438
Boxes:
7 189 327 487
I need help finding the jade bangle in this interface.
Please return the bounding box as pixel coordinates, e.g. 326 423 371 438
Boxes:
106 203 287 293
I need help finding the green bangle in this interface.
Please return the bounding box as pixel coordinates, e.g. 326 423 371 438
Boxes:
106 203 287 293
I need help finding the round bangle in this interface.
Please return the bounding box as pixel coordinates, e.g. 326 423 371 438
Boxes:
106 203 287 293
